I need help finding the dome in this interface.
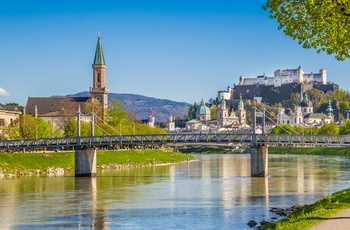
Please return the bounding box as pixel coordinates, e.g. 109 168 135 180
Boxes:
219 96 226 106
299 93 313 107
196 99 211 115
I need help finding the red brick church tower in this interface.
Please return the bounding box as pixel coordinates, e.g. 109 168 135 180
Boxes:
90 33 109 118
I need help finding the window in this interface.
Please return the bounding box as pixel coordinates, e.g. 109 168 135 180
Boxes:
0 119 4 126
97 73 101 83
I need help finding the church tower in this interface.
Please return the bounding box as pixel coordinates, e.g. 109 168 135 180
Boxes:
236 94 246 126
217 96 228 127
90 33 109 118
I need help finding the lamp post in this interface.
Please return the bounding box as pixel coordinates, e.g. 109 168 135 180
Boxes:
133 122 135 135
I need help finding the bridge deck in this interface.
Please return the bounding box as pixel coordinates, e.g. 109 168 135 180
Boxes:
1 133 350 151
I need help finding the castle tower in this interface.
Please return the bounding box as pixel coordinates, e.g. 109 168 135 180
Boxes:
298 65 304 83
90 33 109 118
217 96 228 127
320 68 327 84
236 94 246 126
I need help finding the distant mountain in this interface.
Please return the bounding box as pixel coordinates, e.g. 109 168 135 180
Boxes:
69 92 191 122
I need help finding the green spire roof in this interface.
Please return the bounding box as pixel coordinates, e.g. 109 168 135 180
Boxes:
94 33 105 65
238 94 243 107
220 96 226 105
326 98 334 116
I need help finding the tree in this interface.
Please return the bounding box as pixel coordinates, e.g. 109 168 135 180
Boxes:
339 120 350 135
64 119 91 137
85 98 103 119
263 0 350 60
187 102 198 120
108 99 129 127
4 115 53 140
319 123 339 135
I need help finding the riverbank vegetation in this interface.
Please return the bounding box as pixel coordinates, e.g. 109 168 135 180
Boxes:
0 99 166 140
179 147 236 154
269 146 350 156
0 149 195 176
260 188 350 230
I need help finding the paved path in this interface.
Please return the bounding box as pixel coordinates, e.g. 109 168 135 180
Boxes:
309 208 350 229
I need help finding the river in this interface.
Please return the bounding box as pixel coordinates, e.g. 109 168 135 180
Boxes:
1 154 350 229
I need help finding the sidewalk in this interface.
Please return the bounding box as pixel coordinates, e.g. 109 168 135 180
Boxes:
308 208 350 229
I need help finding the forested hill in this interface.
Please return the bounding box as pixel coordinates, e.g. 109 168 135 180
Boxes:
70 92 191 122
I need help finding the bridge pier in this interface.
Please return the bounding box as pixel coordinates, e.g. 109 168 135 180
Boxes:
250 144 268 177
75 147 97 177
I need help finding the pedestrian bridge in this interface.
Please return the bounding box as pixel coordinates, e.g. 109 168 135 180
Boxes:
1 133 350 151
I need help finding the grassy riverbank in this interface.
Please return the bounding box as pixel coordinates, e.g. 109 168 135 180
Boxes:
179 147 233 154
260 187 350 230
269 146 350 156
0 149 195 176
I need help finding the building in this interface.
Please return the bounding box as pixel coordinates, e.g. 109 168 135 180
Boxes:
277 91 334 126
25 34 109 130
239 66 326 87
217 95 246 129
195 99 211 121
0 104 22 127
168 115 175 132
147 109 155 127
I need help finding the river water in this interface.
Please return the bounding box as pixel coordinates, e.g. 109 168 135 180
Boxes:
1 154 350 229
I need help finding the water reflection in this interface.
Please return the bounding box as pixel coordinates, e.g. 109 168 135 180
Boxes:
0 154 350 229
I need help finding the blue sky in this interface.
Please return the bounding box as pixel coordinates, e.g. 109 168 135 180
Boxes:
1 0 350 106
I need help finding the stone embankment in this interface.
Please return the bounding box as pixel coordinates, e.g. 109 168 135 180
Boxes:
0 167 69 178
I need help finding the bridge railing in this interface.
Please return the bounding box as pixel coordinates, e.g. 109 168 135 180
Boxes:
1 133 350 151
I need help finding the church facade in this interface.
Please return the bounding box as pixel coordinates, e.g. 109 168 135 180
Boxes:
277 92 334 126
25 34 109 131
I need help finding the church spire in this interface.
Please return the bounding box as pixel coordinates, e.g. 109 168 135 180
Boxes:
94 32 105 65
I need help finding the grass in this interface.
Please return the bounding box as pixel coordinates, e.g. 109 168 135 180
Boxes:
260 188 350 230
180 147 237 154
269 146 350 156
0 149 195 176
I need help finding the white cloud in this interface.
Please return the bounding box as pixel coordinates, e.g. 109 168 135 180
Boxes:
0 87 10 96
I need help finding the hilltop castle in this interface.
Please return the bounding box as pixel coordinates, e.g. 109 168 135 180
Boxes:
238 66 326 87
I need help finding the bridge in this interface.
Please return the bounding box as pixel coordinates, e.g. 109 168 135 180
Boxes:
1 133 350 151
2 109 348 177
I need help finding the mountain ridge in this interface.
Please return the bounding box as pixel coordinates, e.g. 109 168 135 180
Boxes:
68 91 191 122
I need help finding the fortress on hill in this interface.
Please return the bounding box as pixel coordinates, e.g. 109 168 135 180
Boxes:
238 66 326 87
218 66 338 103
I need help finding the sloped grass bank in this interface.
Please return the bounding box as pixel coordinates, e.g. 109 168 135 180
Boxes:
269 147 350 156
260 188 350 230
180 147 232 154
0 150 195 176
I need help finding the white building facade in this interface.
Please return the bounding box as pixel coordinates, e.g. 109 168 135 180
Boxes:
239 66 326 87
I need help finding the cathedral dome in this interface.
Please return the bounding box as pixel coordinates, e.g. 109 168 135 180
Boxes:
196 99 211 115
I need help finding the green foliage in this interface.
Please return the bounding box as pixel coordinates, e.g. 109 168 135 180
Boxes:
318 123 339 135
269 147 350 155
270 124 299 134
0 150 195 175
261 187 350 229
64 120 91 137
3 115 53 140
187 102 198 120
210 106 218 120
263 0 350 60
108 99 129 126
339 120 350 135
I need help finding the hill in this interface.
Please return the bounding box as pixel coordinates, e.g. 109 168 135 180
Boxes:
69 92 191 122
